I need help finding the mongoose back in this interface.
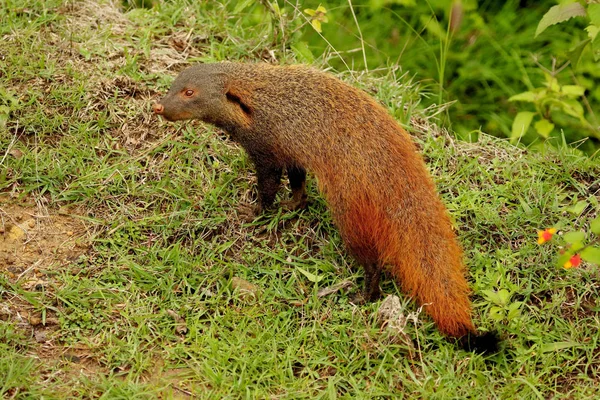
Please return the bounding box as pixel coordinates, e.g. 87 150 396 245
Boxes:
153 62 498 353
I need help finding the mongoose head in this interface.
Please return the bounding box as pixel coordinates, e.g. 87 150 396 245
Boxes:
153 63 251 128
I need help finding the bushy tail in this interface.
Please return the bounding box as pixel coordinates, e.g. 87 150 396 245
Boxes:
388 210 475 338
329 180 498 352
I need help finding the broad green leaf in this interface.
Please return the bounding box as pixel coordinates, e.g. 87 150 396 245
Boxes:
581 247 600 264
0 89 18 106
296 267 323 283
571 242 585 252
545 76 560 92
586 25 599 42
593 33 600 61
541 341 580 353
510 111 535 143
497 289 511 306
509 91 536 102
461 0 478 12
534 119 555 138
535 3 587 37
0 113 8 129
561 85 585 97
589 4 600 27
563 231 585 244
567 200 588 215
311 19 323 33
507 302 523 320
489 306 505 322
481 289 501 305
590 216 600 235
291 41 315 63
561 99 585 120
79 47 92 61
568 39 591 69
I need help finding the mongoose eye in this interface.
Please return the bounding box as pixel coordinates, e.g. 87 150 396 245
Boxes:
184 89 195 97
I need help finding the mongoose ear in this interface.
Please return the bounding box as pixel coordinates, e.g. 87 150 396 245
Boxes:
224 84 253 116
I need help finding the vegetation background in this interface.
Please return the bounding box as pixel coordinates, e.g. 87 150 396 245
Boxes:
292 0 600 155
1 0 599 398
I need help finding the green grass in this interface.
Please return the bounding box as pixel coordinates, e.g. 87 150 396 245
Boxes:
1 0 600 398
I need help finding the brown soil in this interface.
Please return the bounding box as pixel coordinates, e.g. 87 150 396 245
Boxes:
0 193 97 375
0 194 89 285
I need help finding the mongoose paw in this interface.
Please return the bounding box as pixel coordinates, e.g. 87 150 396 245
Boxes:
349 292 367 304
280 198 309 212
237 204 263 222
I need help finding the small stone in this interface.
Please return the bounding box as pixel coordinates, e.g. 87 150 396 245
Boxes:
34 330 48 343
7 224 25 241
9 148 23 159
29 315 42 326
231 277 260 301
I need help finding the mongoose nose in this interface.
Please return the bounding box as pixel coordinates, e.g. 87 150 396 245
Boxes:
152 103 164 114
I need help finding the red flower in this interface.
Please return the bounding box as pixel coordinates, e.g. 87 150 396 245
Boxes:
564 254 582 269
537 228 556 244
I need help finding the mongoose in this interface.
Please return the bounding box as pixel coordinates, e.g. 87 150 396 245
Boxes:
153 62 498 353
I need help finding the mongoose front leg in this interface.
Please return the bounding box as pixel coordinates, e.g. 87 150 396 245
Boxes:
255 162 283 213
284 166 308 210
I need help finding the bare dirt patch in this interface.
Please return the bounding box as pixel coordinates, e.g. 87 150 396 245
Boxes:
0 193 106 388
0 193 89 333
0 194 89 282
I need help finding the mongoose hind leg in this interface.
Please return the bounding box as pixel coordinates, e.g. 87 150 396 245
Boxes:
363 263 382 301
349 263 382 304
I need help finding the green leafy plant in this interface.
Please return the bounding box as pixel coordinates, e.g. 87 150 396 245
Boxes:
482 288 523 323
304 5 329 33
537 214 600 269
509 1 600 147
535 2 600 65
508 74 591 144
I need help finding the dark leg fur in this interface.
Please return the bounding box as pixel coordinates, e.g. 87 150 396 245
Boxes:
363 264 382 301
255 163 282 211
285 166 308 210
